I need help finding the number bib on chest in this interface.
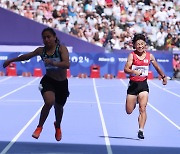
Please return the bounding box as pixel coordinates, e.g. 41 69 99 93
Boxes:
132 65 149 76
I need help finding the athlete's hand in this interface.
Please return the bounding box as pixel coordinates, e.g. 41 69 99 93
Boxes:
133 70 142 76
162 76 167 85
3 60 11 68
43 58 53 65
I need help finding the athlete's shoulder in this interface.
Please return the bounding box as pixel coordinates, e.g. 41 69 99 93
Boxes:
146 51 151 54
149 52 155 61
129 51 136 58
59 44 67 50
34 46 44 52
59 44 68 53
130 51 135 54
127 51 134 61
33 47 44 55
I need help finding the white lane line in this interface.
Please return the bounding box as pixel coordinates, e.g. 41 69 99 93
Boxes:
92 79 112 154
0 77 41 154
0 100 42 103
0 106 43 154
120 79 180 130
0 77 12 82
120 79 128 87
149 80 180 98
148 103 180 130
175 80 180 84
0 78 39 100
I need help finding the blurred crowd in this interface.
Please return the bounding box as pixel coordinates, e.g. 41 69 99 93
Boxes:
0 0 180 52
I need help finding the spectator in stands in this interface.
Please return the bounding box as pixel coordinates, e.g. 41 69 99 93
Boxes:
84 0 95 18
1 0 180 51
77 12 86 25
126 8 135 26
3 27 70 141
75 1 84 14
110 31 121 50
84 26 94 42
59 5 69 24
153 6 168 23
92 32 102 47
61 18 72 34
95 0 105 16
67 1 77 23
143 8 152 22
43 3 53 20
164 33 174 51
87 14 98 27
173 54 180 78
24 6 34 19
156 28 167 50
70 21 79 37
52 9 61 19
173 33 180 49
175 21 180 34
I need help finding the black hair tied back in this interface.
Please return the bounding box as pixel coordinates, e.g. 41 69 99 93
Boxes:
42 27 60 45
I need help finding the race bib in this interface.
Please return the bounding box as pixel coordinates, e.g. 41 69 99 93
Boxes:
132 65 149 76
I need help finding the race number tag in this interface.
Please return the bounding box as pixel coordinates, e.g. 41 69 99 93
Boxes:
132 65 149 76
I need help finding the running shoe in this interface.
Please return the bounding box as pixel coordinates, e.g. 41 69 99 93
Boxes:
32 126 43 139
54 122 62 141
138 130 144 139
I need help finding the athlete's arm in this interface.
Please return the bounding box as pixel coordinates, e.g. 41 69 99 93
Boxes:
150 53 167 85
124 53 141 76
50 45 70 69
3 47 42 68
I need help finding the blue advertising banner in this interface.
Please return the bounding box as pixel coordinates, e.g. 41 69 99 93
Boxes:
69 51 173 78
0 51 173 78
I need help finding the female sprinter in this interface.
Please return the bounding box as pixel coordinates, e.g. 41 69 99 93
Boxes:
3 27 70 141
124 34 167 139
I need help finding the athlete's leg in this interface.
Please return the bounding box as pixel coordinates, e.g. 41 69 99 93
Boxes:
32 91 55 139
126 94 138 114
54 97 67 128
137 91 148 130
53 97 67 141
38 91 55 127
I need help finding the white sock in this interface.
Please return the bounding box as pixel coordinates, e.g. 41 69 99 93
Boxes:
139 128 144 132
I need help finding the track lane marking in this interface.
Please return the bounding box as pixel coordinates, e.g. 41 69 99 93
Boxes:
93 79 112 154
0 77 41 154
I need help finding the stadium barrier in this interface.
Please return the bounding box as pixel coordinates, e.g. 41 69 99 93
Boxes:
0 51 174 78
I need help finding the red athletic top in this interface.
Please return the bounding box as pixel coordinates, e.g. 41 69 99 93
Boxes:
130 51 151 81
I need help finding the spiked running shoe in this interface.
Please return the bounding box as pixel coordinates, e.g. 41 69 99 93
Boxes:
54 122 62 141
32 127 43 139
138 130 144 139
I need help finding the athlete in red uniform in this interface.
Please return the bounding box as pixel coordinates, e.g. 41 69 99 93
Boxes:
124 34 167 139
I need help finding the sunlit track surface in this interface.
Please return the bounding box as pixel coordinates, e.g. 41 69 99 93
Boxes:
0 77 179 154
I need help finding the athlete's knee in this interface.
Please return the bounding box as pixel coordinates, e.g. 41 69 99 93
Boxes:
54 103 64 109
44 98 55 106
44 102 53 109
139 106 146 113
126 108 133 114
126 111 133 114
56 97 67 107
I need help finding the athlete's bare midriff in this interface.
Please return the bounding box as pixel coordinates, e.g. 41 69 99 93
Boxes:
46 69 67 81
